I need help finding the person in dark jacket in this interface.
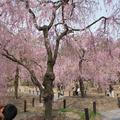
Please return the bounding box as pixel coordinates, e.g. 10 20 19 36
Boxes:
0 104 17 120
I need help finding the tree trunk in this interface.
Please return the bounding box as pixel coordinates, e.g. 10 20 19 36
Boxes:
44 93 53 120
14 66 19 99
79 78 85 98
43 62 55 120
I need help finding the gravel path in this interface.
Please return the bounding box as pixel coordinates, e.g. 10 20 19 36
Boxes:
101 109 120 120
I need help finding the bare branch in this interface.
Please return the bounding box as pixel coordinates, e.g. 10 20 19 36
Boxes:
53 24 68 63
68 16 108 32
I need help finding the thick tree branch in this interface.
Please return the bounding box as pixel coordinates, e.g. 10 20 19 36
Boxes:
1 49 44 91
53 24 68 63
43 27 53 62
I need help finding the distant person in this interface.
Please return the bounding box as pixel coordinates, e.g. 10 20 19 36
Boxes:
105 88 110 96
75 83 79 96
109 85 114 97
77 87 80 96
57 83 63 98
60 83 65 95
73 83 79 96
0 104 17 120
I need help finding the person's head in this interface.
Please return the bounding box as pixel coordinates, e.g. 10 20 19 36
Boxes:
2 104 17 120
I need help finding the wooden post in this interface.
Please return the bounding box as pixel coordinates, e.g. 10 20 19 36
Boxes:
84 108 89 120
117 97 120 108
24 100 27 112
58 92 60 98
63 91 64 96
39 92 42 103
69 91 70 96
32 98 35 107
93 101 96 115
63 99 66 109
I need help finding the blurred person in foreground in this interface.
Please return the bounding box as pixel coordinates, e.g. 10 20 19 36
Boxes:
0 104 17 120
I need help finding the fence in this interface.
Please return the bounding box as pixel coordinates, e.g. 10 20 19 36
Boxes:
7 87 41 96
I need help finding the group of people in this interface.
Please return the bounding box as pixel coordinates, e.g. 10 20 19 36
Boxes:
72 83 80 96
0 104 17 120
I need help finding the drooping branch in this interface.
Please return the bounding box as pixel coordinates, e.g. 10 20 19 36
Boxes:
30 60 43 70
24 0 45 31
78 48 86 74
55 17 108 38
1 48 44 91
